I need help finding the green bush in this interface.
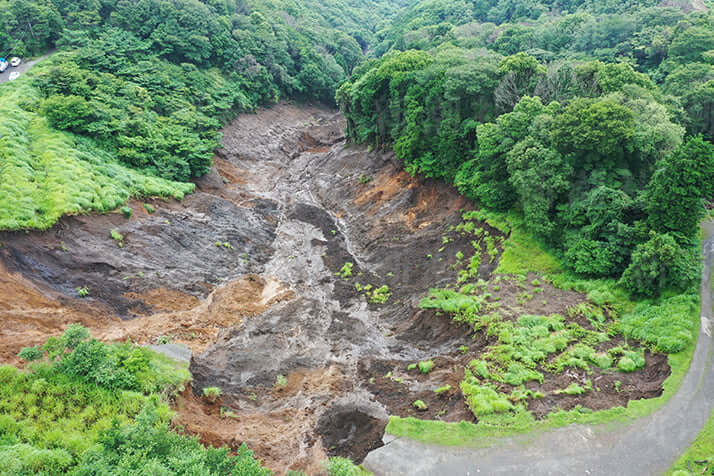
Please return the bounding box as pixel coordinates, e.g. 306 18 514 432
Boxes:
202 387 222 402
75 404 269 476
418 360 435 374
619 232 699 298
619 294 698 353
18 346 43 362
413 400 428 410
120 206 132 219
325 456 370 476
460 376 514 417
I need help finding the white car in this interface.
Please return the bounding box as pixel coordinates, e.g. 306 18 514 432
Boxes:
8 71 20 81
9 57 21 67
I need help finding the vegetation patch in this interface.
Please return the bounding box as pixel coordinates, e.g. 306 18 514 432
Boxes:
667 409 714 476
383 212 698 445
2 325 268 474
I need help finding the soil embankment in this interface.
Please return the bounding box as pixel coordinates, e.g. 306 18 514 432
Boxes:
0 104 670 474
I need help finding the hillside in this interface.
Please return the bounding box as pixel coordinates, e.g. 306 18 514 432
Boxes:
0 0 713 475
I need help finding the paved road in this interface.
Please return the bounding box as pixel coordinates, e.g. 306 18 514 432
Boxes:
365 232 714 476
0 52 51 85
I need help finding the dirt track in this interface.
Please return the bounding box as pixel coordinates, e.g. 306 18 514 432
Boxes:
0 104 677 474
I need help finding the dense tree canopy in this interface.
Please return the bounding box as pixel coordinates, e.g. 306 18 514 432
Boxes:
338 0 714 296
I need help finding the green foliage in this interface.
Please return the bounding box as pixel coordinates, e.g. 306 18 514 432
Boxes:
0 80 194 231
460 376 513 417
143 203 155 214
434 385 452 394
338 262 354 279
17 346 43 362
0 325 266 476
619 232 699 297
413 400 428 410
619 293 699 353
120 206 132 219
368 285 391 304
202 387 222 403
555 383 586 395
76 286 89 298
110 229 123 242
325 457 372 476
420 288 488 326
418 360 435 374
646 136 714 239
75 405 269 476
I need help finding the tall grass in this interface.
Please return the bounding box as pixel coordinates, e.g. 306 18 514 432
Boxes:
0 76 193 231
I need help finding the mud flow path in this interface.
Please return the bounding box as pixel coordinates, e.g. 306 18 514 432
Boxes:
0 104 676 474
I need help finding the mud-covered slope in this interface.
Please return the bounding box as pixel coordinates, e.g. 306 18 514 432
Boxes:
188 104 483 471
0 104 670 474
0 103 482 471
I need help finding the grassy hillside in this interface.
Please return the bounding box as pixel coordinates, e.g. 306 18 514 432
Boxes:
0 73 193 231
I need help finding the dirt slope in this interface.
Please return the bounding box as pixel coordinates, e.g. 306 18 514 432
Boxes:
0 103 671 474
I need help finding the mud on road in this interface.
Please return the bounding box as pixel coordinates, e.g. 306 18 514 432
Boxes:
0 104 670 474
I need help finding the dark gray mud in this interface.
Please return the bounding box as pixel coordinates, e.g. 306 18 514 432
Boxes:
0 103 670 474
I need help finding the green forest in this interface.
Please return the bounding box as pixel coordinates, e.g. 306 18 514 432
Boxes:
1 0 714 474
337 0 714 296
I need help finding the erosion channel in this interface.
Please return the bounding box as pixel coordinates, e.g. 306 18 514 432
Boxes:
0 104 670 474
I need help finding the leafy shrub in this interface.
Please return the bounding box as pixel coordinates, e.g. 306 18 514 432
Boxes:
420 288 488 325
617 356 637 372
555 383 586 395
461 375 514 416
338 262 354 279
143 203 155 214
369 285 391 304
202 387 222 403
619 294 698 353
120 206 132 219
75 404 269 475
18 346 43 362
325 456 370 476
619 232 699 297
110 229 123 242
76 287 89 298
418 360 435 374
413 400 428 410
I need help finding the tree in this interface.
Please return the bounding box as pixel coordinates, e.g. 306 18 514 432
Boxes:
551 97 635 179
646 136 714 239
506 137 572 238
619 231 698 297
42 95 93 133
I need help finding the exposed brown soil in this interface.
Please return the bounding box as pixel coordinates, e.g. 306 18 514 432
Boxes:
525 350 670 418
0 103 672 473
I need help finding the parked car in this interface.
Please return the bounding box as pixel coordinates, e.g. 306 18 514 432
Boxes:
9 57 21 67
0 59 7 73
8 71 20 81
